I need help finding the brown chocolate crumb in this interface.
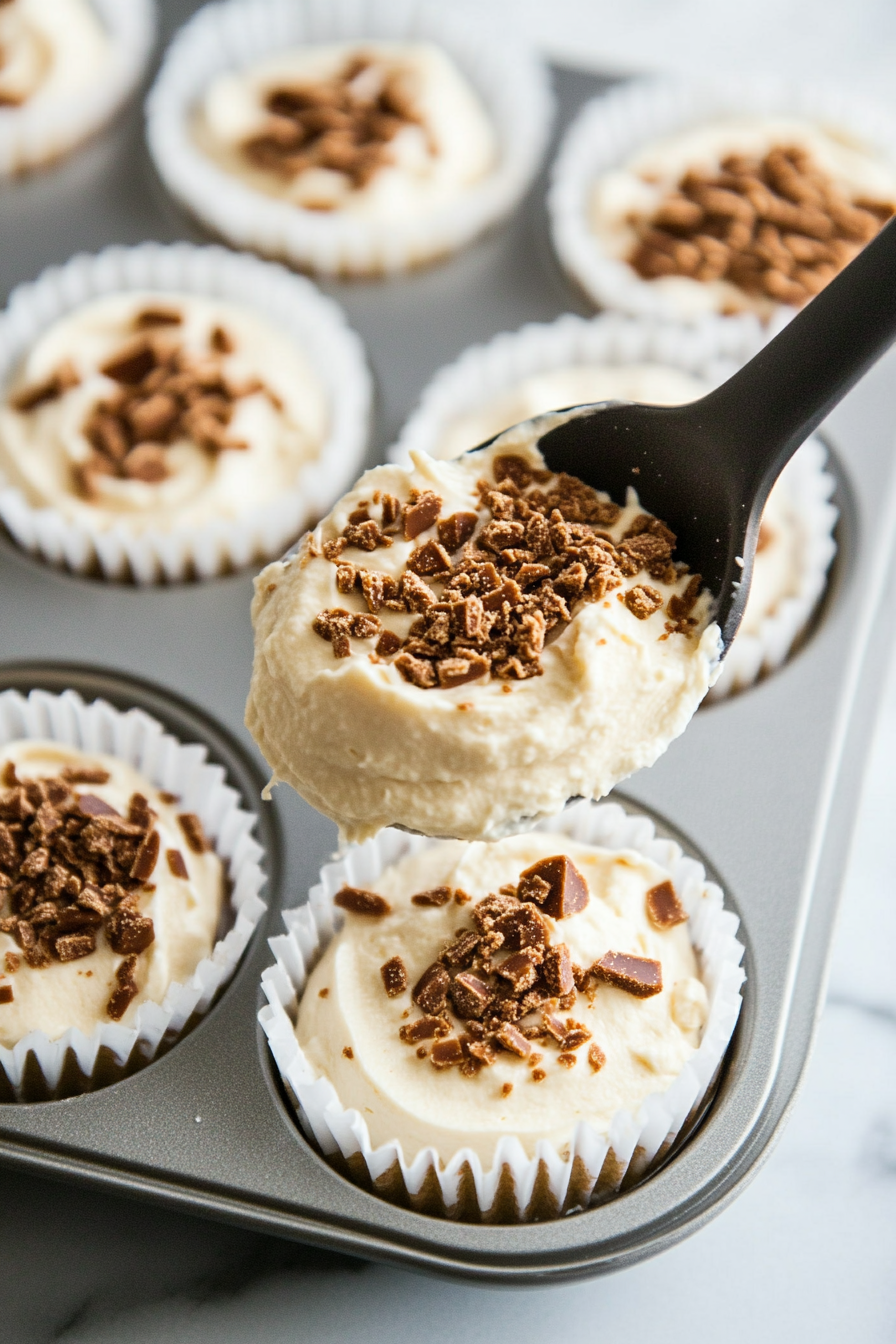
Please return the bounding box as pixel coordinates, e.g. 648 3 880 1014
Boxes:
518 855 589 919
416 1045 428 1058
430 1037 465 1069
501 1081 513 1098
210 324 234 354
454 889 472 905
178 813 209 854
542 942 575 995
403 490 442 540
437 511 478 552
560 1025 592 1051
593 951 663 998
495 1024 531 1057
557 1052 577 1068
334 885 391 917
412 961 450 1015
167 848 188 879
531 1068 546 1083
375 630 401 657
135 307 182 329
411 887 452 907
450 971 493 1020
61 765 110 785
4 952 19 974
399 1015 450 1043
106 906 155 955
159 791 179 805
342 1046 354 1059
588 1043 607 1073
0 984 12 1005
318 987 329 998
495 951 540 994
623 584 664 620
106 955 139 1021
645 879 688 929
380 955 407 997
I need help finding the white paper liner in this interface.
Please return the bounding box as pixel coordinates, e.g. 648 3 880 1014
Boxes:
389 309 838 701
259 800 745 1222
548 75 896 322
0 687 267 1101
145 0 553 277
0 0 156 177
0 241 372 582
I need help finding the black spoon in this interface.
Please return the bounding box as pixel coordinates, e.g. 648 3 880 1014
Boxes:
518 214 896 651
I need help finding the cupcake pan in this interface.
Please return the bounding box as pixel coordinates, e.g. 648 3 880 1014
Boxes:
0 59 894 1282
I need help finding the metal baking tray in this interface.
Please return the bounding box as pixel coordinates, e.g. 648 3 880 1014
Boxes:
1 37 896 1282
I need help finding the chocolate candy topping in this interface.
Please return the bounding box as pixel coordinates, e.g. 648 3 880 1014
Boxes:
334 885 391 917
645 880 688 929
593 951 663 998
380 955 407 998
518 855 589 919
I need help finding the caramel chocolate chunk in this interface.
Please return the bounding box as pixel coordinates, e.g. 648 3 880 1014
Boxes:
588 1043 607 1072
77 793 120 819
436 655 489 689
60 764 109 785
10 360 80 413
380 955 407 997
430 1037 465 1069
412 961 450 1015
129 829 160 882
411 886 452 907
593 951 663 998
465 1038 497 1067
518 855 589 919
450 971 493 1020
494 904 547 952
439 930 479 969
438 511 478 552
541 1010 567 1042
399 1015 449 1043
407 539 452 576
645 879 688 929
403 490 442 540
334 885 391 917
105 906 155 955
495 1023 531 1057
101 343 156 385
471 891 520 933
55 931 96 962
495 951 539 994
493 455 538 490
560 1025 591 1051
0 985 12 1005
542 943 575 996
106 954 139 1020
178 813 209 854
375 630 401 657
623 584 664 620
394 653 437 689
167 848 188 879
135 306 182 328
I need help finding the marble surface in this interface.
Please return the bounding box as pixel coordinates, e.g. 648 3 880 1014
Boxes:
3 0 896 1338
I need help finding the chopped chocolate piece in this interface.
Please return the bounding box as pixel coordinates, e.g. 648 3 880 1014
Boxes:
4 952 20 974
439 930 479 969
560 1025 591 1051
400 571 436 612
375 630 401 657
335 563 357 594
541 1011 567 1042
348 613 381 640
167 848 189 879
380 494 401 531
668 574 703 625
105 906 155 955
399 1015 449 1043
450 971 493 1019
411 887 452 907
593 951 663 998
130 829 160 882
380 955 407 997
493 455 536 490
495 1023 531 1057
438 511 478 552
454 889 472 905
334 885 391 917
344 519 391 551
395 652 437 689
588 1043 607 1073
645 879 688 929
342 1046 354 1059
518 855 589 919
495 951 539 994
412 961 450 1015
466 1038 497 1067
403 490 442 540
416 1046 428 1058
557 1052 577 1068
77 793 120 819
178 813 209 854
623 584 664 620
347 504 370 525
494 904 547 952
101 343 156 385
407 539 452 576
542 943 575 996
430 1037 465 1069
0 985 12 1004
436 655 490 689
531 1068 546 1082
106 954 139 1020
61 765 110 785
135 307 182 329
55 931 96 962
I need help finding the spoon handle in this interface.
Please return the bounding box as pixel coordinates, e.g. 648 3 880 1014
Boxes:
698 213 896 492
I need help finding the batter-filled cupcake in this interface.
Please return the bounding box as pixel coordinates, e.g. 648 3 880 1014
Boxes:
392 314 837 701
550 77 896 322
0 244 370 581
247 434 721 844
0 688 267 1101
146 0 552 275
0 0 155 176
260 803 745 1221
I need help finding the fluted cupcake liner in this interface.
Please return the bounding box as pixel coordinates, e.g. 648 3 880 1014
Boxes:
0 0 156 177
260 799 745 1223
146 0 553 276
389 310 837 700
0 242 372 582
548 75 896 322
0 688 267 1101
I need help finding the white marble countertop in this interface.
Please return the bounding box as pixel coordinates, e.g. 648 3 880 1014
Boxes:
4 1 896 1338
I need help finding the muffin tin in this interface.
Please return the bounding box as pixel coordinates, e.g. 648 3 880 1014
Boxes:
0 59 895 1284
